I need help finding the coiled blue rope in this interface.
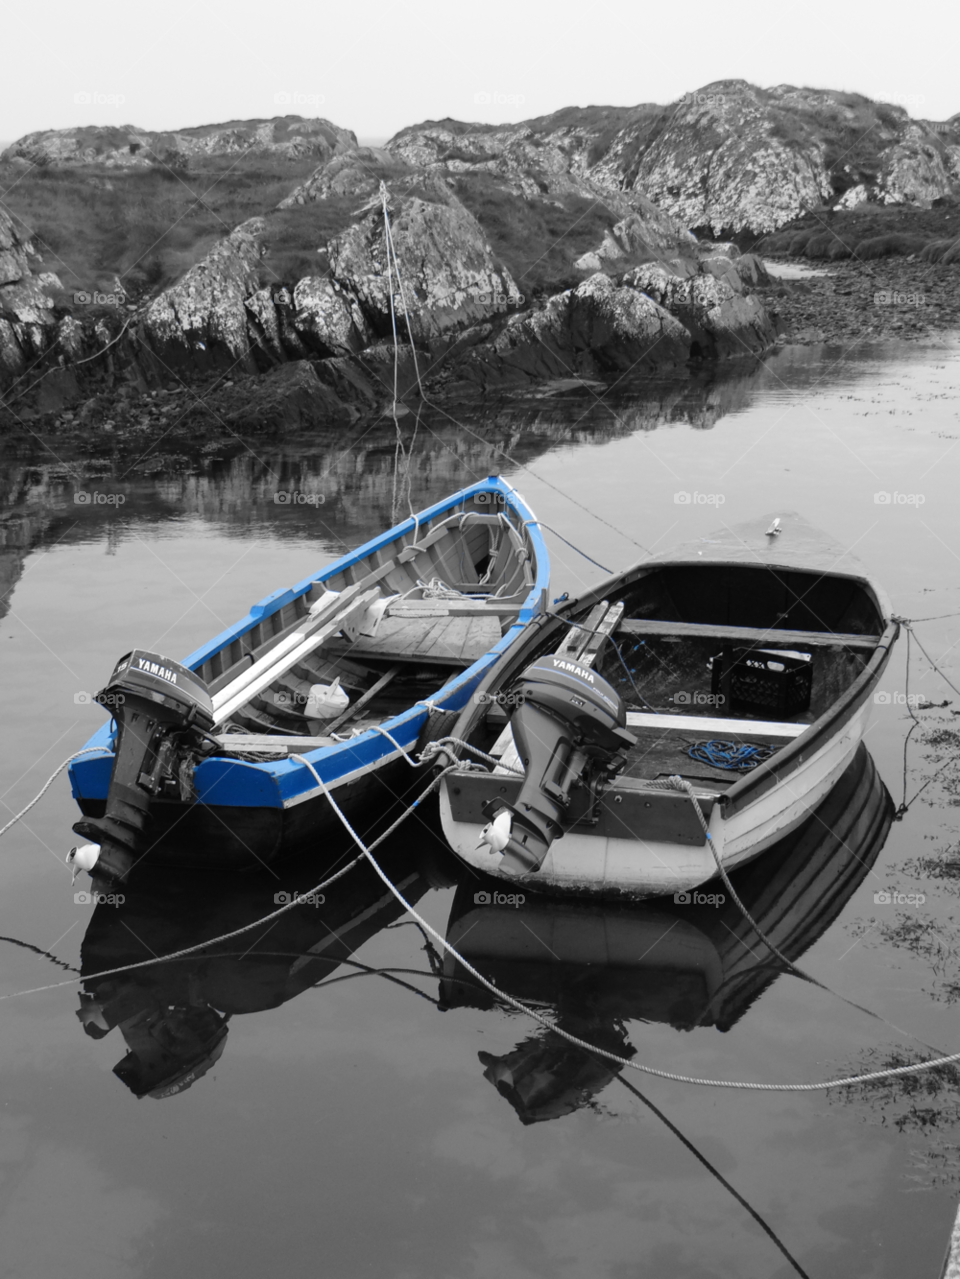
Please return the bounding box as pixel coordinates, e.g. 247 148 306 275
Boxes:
687 739 776 772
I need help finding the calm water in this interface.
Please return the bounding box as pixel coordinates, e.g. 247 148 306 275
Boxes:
3 337 960 1278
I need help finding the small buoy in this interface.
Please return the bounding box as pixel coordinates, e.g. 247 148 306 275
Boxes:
66 843 101 882
765 518 782 538
477 810 512 853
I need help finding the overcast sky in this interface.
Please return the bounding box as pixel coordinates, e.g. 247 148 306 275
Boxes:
2 0 957 143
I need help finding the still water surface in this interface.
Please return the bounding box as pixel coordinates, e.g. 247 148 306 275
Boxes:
2 338 960 1278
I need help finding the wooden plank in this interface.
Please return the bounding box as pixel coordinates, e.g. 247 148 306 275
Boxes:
579 601 624 669
386 600 518 618
214 734 337 755
554 602 608 660
324 666 400 735
625 711 805 737
326 614 501 667
619 618 879 650
213 588 381 725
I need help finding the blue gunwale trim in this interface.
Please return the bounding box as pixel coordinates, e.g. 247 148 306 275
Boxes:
69 476 549 811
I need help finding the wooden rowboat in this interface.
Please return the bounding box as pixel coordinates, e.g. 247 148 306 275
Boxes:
68 476 549 880
440 742 893 1122
437 512 898 898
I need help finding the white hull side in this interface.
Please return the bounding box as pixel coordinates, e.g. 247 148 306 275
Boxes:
439 701 871 899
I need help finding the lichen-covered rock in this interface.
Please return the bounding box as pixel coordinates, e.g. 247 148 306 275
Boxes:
279 148 405 206
574 211 695 272
3 117 357 169
451 272 692 390
327 190 522 342
623 266 776 357
0 209 62 382
880 125 958 205
617 83 833 236
586 82 960 235
291 277 370 355
140 218 265 370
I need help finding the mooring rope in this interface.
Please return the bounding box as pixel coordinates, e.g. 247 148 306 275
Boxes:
302 756 960 1093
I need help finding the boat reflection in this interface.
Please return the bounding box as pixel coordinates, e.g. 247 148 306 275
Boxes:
440 744 893 1123
75 744 891 1110
76 829 456 1099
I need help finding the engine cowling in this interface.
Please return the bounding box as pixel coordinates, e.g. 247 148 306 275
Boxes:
488 656 636 875
71 651 215 883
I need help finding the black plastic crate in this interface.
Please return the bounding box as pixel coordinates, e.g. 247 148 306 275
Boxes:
710 647 812 718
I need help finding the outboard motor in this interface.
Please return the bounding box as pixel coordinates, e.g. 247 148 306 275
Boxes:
71 651 215 884
486 657 636 875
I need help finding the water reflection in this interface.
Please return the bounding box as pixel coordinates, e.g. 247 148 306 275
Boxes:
0 343 870 622
441 744 893 1124
75 831 456 1098
71 745 891 1108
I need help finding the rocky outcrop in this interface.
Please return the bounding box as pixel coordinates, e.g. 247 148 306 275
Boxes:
446 273 693 392
3 117 357 169
327 186 522 342
0 209 62 381
139 219 266 372
591 83 960 235
279 147 404 205
384 87 960 239
880 125 960 205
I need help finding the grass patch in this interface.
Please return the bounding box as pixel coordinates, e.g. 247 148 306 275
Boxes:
0 154 320 297
451 172 620 295
852 233 931 258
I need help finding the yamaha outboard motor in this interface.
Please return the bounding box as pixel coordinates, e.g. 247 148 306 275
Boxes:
488 657 636 875
71 651 215 884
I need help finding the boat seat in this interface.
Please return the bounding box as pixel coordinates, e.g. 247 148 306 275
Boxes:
325 614 502 666
618 618 879 650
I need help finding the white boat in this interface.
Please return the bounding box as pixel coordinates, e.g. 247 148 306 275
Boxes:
437 513 899 898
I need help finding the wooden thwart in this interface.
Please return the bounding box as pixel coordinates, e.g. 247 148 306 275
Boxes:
327 615 501 666
618 618 880 650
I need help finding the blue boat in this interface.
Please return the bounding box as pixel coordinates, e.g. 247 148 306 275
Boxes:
68 476 549 881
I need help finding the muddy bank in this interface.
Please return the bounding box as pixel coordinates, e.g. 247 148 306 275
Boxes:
762 256 960 345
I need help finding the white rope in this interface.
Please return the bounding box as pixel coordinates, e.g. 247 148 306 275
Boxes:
0 748 109 841
303 757 960 1093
